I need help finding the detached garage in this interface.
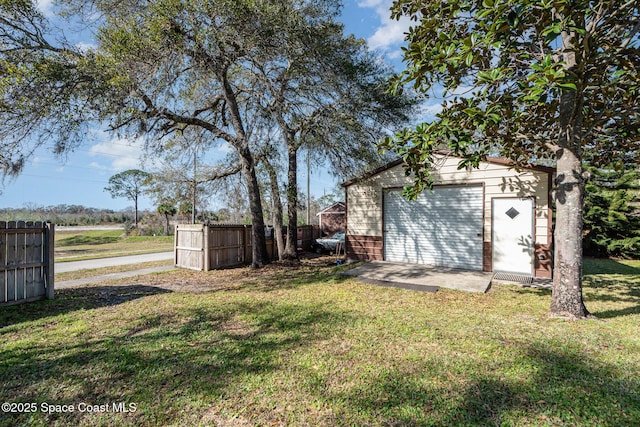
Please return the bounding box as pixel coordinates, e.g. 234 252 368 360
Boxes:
342 153 554 279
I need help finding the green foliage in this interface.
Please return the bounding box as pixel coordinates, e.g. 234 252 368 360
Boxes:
583 167 640 258
178 201 193 217
0 204 134 225
104 169 151 201
383 0 639 190
157 202 177 217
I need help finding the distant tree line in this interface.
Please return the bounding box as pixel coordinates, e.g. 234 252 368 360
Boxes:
0 204 135 226
0 203 245 231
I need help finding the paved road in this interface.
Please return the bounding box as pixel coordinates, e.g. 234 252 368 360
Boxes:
55 251 174 273
56 265 175 289
56 225 123 231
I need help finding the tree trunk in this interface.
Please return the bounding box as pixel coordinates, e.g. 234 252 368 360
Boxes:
134 195 139 227
263 157 285 261
550 28 590 319
282 144 299 260
239 146 269 268
219 69 269 267
552 147 589 318
164 214 170 236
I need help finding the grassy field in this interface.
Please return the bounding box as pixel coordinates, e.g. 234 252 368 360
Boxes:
55 229 174 262
1 258 638 426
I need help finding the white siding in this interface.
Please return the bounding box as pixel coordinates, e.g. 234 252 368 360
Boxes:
346 155 551 247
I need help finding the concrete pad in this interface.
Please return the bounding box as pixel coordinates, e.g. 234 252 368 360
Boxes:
342 261 493 293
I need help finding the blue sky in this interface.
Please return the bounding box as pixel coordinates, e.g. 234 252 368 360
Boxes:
1 0 417 212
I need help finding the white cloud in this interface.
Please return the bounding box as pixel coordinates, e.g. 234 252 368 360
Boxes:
36 0 55 17
421 103 444 118
357 0 384 7
216 143 234 154
75 42 97 53
88 137 145 172
367 15 411 51
357 0 411 52
88 161 110 171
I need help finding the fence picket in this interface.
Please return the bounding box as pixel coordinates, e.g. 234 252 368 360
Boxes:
6 221 17 302
16 221 26 300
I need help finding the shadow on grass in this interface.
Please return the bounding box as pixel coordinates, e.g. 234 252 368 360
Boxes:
582 260 640 318
0 285 172 327
329 341 640 426
57 234 120 246
583 258 640 276
233 263 353 293
513 259 640 319
0 292 354 426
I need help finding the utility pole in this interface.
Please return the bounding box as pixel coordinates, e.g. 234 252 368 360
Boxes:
192 148 197 224
306 147 311 225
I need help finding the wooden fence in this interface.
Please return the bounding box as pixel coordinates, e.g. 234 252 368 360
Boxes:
1 221 54 306
175 224 322 271
175 224 278 271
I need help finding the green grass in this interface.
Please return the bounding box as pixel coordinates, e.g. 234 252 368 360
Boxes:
57 230 124 247
55 230 174 262
1 258 638 426
55 260 175 283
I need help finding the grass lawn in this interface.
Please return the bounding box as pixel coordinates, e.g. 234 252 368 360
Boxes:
55 229 174 262
55 261 175 283
1 258 638 426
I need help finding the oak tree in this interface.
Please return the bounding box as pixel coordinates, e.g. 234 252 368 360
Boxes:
0 0 298 267
252 1 415 259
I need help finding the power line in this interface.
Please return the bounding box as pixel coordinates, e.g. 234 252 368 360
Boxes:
18 173 110 184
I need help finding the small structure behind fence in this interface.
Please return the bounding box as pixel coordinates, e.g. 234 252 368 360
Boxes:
296 225 315 252
1 221 55 306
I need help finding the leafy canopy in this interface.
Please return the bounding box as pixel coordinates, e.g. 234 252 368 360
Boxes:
104 169 151 201
383 0 640 197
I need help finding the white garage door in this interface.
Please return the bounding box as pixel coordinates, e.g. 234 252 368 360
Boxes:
384 186 483 270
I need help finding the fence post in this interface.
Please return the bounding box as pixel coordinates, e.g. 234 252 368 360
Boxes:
45 222 55 300
203 225 210 271
174 224 179 267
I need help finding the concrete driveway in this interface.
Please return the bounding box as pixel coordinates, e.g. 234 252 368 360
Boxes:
342 261 493 293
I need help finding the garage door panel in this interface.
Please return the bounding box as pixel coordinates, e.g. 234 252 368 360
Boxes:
384 186 483 270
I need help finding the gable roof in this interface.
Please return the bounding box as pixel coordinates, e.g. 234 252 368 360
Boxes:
341 151 555 188
317 201 346 215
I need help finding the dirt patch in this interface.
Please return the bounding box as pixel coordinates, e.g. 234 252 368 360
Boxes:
99 255 343 294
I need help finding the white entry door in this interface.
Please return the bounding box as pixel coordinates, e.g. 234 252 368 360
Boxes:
492 198 534 274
